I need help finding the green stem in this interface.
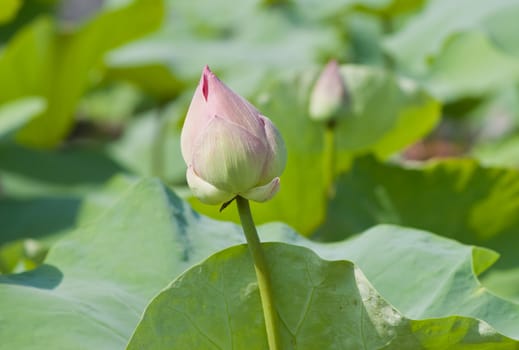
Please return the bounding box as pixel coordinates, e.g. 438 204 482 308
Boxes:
323 123 337 198
236 196 281 350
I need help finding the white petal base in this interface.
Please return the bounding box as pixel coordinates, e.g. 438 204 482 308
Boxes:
240 177 280 202
186 167 235 205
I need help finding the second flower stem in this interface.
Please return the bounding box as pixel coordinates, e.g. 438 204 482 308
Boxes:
323 122 337 198
236 196 281 350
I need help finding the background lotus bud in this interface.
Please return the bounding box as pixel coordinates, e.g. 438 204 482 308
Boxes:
181 66 287 205
308 60 350 124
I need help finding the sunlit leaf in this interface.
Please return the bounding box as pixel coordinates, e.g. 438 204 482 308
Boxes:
129 223 519 348
1 180 517 348
0 179 242 349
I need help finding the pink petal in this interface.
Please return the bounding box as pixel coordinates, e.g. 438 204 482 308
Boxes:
203 66 265 139
181 71 213 165
258 115 287 185
191 115 268 194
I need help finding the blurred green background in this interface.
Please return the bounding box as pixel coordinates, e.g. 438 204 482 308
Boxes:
1 0 519 301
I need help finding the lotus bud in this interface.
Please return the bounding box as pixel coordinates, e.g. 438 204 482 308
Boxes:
308 60 350 124
181 66 287 205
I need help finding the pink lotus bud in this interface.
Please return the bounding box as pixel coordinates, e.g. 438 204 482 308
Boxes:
309 60 350 123
181 66 287 205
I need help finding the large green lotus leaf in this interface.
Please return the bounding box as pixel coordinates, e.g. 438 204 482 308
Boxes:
311 225 519 342
190 65 439 235
0 179 244 349
74 174 139 226
128 232 519 348
384 0 519 76
0 0 163 148
315 156 519 271
1 179 518 348
260 223 519 342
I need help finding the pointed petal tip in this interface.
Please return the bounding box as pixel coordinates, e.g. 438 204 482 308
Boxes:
203 65 218 80
201 66 213 101
204 65 226 82
201 65 224 101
